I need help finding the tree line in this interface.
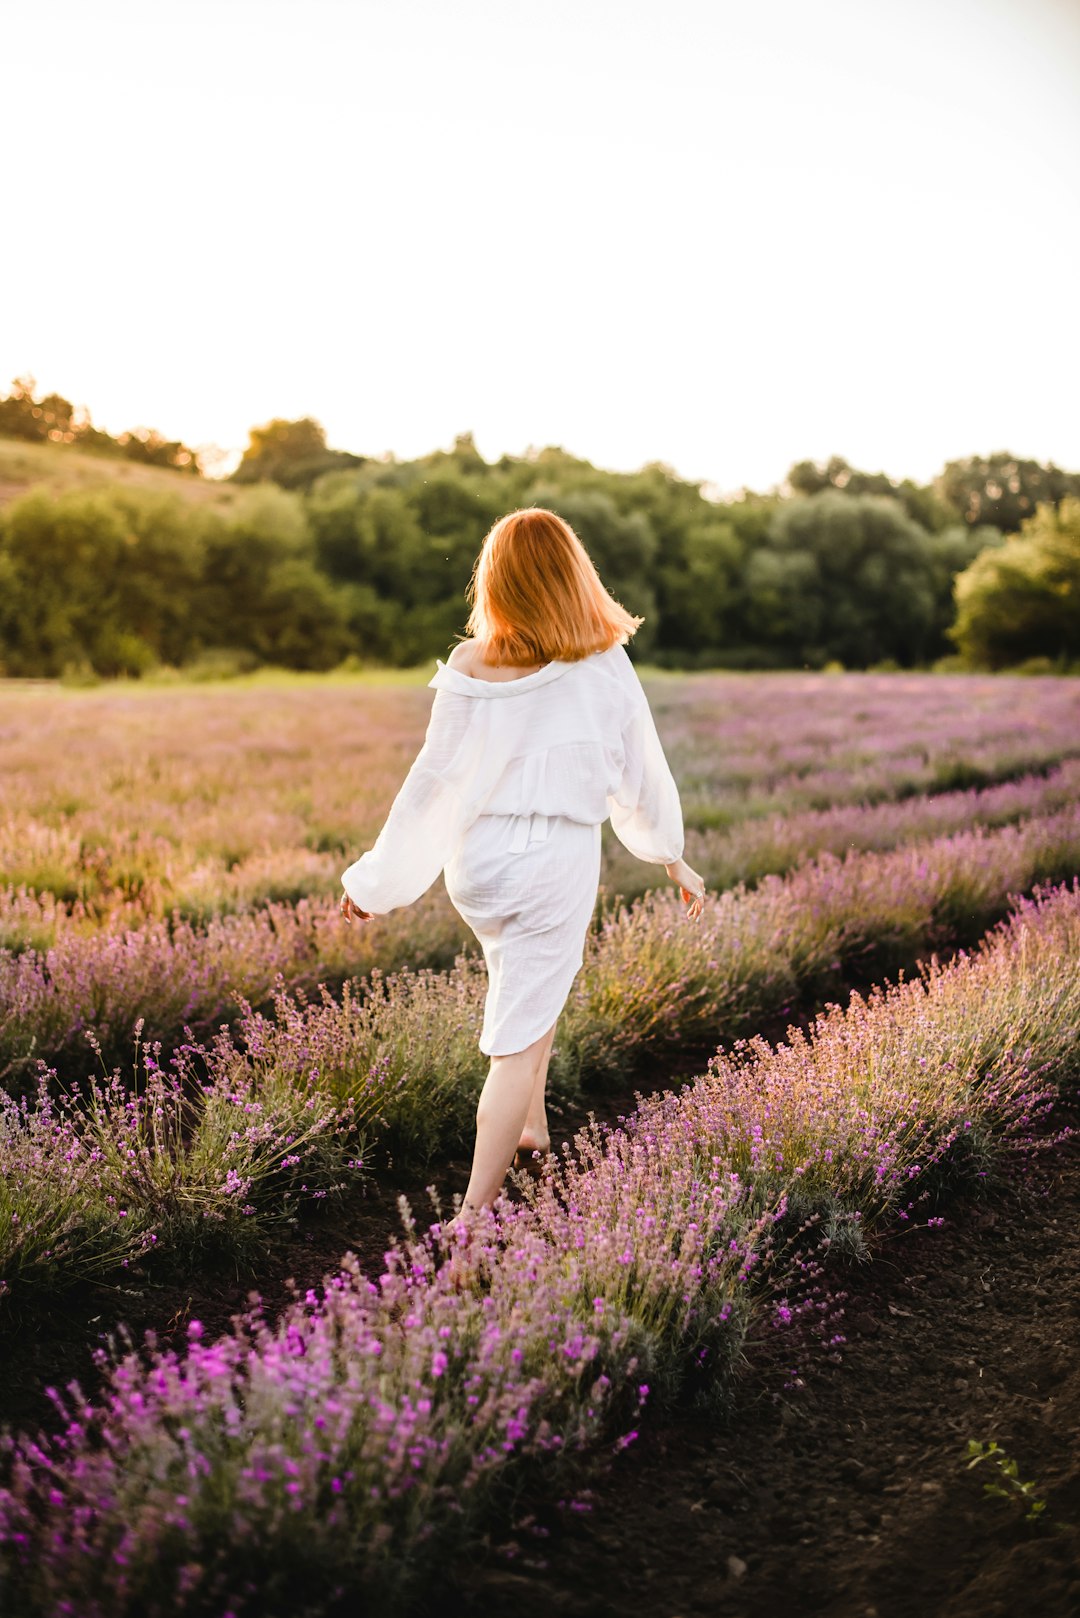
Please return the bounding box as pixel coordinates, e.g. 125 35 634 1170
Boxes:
1 379 1078 678
0 375 202 473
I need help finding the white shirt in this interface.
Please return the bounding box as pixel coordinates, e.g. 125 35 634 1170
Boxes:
340 642 685 914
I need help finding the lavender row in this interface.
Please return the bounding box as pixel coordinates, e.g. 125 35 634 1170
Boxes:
5 753 1079 961
2 672 1078 924
2 882 1078 1617
5 778 1080 1086
4 808 1080 1301
0 888 469 1084
188 806 1080 1164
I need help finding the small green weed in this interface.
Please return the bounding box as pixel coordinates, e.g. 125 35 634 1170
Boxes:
964 1439 1048 1525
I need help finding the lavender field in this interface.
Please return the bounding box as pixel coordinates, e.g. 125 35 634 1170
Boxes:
2 669 1080 1616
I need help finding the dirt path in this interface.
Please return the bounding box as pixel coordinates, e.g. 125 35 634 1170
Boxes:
445 1122 1080 1618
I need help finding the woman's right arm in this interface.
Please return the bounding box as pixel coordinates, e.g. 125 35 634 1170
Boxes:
340 688 483 916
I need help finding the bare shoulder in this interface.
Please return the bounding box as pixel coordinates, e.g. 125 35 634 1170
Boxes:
446 639 480 673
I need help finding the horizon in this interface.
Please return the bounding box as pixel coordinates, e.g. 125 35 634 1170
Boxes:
13 392 1070 501
5 0 1079 493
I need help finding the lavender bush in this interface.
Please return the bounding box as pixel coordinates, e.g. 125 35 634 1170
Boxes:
3 807 1080 1301
4 798 1080 1088
560 805 1080 1079
0 1028 363 1299
2 881 1078 1616
2 672 1078 932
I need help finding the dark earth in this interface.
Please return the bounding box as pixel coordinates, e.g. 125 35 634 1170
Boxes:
445 1119 1080 1618
2 1082 1078 1618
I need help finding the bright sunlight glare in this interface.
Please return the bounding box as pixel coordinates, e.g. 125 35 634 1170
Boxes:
3 0 1079 490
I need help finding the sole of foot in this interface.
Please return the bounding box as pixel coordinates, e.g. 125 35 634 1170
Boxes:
512 1144 552 1180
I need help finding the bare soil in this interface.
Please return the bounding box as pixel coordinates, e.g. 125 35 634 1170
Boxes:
443 1123 1080 1618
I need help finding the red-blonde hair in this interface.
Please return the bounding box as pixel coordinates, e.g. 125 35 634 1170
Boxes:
464 507 642 666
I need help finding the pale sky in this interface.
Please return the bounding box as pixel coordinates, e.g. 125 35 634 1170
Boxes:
4 0 1079 492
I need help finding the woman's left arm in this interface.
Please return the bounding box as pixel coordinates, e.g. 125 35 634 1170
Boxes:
608 687 686 865
607 668 706 920
340 689 484 917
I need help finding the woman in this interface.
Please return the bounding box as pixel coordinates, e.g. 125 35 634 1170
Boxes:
339 507 706 1222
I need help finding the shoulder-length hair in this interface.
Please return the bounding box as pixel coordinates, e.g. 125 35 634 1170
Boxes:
464 507 642 666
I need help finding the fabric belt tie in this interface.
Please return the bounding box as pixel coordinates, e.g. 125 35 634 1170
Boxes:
509 754 550 853
509 812 549 854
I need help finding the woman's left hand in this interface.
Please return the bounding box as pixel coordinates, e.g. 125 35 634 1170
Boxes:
339 891 373 923
664 857 706 921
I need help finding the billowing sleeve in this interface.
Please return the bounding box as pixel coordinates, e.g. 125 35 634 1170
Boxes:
341 687 488 914
607 679 685 866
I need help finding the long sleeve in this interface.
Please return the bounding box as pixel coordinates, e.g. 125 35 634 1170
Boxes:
607 683 685 865
341 687 489 914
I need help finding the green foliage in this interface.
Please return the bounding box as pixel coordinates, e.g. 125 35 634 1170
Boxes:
0 484 353 677
964 1440 1050 1526
0 376 201 473
0 487 209 676
950 497 1080 669
924 523 1004 652
936 454 1080 533
115 426 200 473
232 416 364 490
787 455 957 531
0 376 79 446
2 381 1077 678
744 492 945 667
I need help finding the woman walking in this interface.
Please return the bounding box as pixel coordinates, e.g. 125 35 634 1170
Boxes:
339 507 705 1221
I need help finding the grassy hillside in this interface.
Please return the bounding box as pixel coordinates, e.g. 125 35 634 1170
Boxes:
0 438 237 509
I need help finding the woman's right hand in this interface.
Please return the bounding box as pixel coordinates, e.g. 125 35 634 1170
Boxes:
339 891 372 924
664 857 706 921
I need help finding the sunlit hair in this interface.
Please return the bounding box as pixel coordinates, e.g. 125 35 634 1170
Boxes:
464 508 642 666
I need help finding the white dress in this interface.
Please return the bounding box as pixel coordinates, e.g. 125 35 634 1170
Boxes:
341 642 685 1056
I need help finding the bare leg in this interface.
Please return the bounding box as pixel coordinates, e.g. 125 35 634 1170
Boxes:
461 1024 555 1210
518 1021 556 1153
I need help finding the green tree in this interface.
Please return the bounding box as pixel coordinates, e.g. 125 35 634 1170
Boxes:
935 454 1080 533
788 455 895 500
244 558 353 669
0 376 203 470
747 492 938 667
787 456 955 532
0 376 78 444
924 524 1003 657
653 515 743 661
118 427 201 474
0 487 209 675
950 498 1080 668
233 417 328 484
198 486 313 650
232 416 363 490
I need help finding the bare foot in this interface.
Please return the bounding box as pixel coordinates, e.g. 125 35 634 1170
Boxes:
516 1134 551 1156
512 1140 553 1183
